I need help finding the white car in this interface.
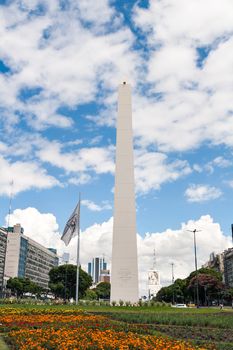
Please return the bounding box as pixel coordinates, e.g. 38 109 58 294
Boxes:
173 304 187 308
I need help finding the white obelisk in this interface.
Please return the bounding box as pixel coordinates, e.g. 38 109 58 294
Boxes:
111 82 139 303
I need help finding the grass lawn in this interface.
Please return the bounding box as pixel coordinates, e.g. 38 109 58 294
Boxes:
0 304 232 349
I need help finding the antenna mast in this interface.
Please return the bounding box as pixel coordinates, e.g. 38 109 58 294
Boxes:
152 248 156 269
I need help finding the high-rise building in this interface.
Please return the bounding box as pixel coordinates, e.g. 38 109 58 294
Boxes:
88 257 107 284
59 252 70 265
100 269 110 283
111 82 139 303
4 224 59 289
0 227 7 296
223 247 233 288
202 252 225 277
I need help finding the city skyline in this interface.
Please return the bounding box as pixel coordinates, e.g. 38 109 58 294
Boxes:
0 0 233 295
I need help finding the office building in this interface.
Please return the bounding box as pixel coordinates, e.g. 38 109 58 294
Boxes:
88 257 107 284
203 252 225 276
4 224 59 289
100 269 110 283
224 247 233 288
0 227 7 295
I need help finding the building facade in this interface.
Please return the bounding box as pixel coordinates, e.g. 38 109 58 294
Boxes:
4 224 59 289
100 269 110 283
202 252 225 277
224 248 233 288
88 257 107 284
0 227 7 296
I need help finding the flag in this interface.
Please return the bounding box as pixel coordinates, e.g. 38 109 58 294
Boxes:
61 200 80 246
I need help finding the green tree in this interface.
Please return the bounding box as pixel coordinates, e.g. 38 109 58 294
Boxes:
49 264 92 299
84 289 97 300
155 285 174 302
221 288 233 302
94 282 111 299
6 277 24 297
155 268 223 304
6 277 43 298
49 282 64 298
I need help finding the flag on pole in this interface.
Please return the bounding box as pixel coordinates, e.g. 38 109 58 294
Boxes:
61 200 80 246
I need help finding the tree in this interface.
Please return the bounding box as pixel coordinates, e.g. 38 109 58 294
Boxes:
221 288 233 303
187 268 222 283
49 264 92 299
155 285 174 302
6 277 43 298
155 267 224 304
84 289 97 300
94 282 111 299
188 273 224 305
7 277 24 297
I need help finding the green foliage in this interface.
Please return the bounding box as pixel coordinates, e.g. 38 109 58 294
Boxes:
84 289 97 300
94 282 110 299
187 268 222 282
6 277 43 298
155 267 225 304
49 264 92 299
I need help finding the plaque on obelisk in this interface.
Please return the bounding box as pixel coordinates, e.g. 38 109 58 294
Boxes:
110 82 139 303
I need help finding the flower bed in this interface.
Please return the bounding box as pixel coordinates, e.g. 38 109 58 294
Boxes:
0 307 214 350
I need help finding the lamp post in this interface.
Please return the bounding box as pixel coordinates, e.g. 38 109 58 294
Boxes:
187 229 201 308
204 285 207 306
64 261 68 302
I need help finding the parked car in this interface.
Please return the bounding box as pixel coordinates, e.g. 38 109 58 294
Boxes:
172 303 187 308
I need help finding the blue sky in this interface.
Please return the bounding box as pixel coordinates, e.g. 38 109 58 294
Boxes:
0 0 233 291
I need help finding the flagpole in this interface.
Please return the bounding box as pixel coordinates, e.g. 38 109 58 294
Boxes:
75 193 81 305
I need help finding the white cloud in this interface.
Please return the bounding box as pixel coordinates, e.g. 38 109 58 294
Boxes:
82 199 112 211
0 156 60 196
0 1 139 130
205 156 232 174
76 0 116 28
1 0 233 156
7 208 231 296
68 174 92 186
135 151 191 193
185 184 222 202
227 180 233 189
212 157 232 168
131 0 233 152
37 141 115 175
6 207 64 255
0 134 194 195
134 0 233 45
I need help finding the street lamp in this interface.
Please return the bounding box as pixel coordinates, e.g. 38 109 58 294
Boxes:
170 262 175 304
187 229 201 307
204 285 209 307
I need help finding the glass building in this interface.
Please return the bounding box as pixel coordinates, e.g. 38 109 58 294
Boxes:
88 257 107 284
